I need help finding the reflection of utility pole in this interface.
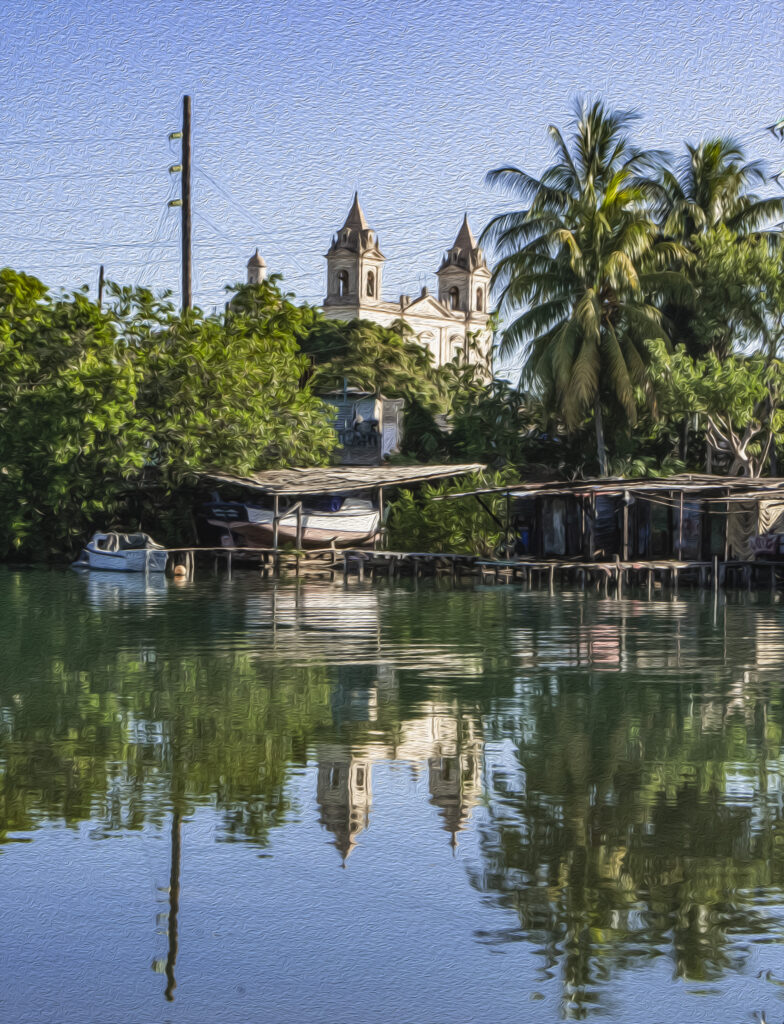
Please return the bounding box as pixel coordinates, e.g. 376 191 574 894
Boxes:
152 712 186 1001
164 806 182 1001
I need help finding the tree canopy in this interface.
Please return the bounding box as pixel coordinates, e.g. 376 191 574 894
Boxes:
0 272 336 558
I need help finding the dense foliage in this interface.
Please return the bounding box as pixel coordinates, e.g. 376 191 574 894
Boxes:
384 470 517 556
484 100 784 475
0 272 336 558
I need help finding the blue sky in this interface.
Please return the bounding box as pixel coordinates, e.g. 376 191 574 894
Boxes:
2 0 782 372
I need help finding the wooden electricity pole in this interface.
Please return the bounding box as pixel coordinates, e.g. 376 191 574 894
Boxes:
181 95 192 312
97 263 104 311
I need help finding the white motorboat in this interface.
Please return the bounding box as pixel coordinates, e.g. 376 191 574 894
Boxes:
73 532 168 573
204 497 380 549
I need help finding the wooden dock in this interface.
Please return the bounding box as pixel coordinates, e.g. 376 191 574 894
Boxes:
155 545 784 592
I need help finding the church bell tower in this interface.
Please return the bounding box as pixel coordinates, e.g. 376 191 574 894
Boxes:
436 215 491 319
324 193 385 312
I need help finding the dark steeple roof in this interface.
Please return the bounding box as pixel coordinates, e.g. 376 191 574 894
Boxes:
327 193 383 258
437 214 487 274
452 213 476 252
341 192 369 232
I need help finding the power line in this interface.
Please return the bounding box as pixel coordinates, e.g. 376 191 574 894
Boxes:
0 167 168 185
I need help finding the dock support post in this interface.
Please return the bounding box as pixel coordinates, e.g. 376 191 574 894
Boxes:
647 568 653 599
548 563 555 596
713 555 719 595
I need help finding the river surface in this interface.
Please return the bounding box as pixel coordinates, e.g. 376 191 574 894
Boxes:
2 570 784 1022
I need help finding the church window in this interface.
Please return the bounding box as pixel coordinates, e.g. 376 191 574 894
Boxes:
448 287 460 310
355 767 366 789
366 270 375 297
337 270 349 298
330 766 341 788
476 287 483 311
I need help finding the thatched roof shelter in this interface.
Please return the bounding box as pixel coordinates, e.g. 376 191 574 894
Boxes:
202 463 485 497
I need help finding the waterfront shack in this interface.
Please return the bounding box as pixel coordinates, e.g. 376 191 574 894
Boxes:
442 474 784 564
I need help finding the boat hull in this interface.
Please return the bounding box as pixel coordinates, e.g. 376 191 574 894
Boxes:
210 518 378 549
74 545 168 573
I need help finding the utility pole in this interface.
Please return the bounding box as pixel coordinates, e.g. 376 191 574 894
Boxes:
181 95 192 311
97 264 104 311
169 96 192 311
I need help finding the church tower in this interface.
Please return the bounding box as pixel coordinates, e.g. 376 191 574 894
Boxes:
324 194 385 312
436 215 492 322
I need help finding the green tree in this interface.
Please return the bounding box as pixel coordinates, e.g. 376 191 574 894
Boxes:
0 270 145 559
300 317 447 406
657 137 784 243
115 279 338 542
648 339 784 476
483 99 689 474
0 272 338 558
690 226 784 359
384 471 516 556
656 138 784 361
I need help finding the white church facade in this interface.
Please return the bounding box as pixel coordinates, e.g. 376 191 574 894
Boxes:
247 194 493 370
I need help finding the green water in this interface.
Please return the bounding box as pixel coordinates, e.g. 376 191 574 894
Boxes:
2 570 784 1022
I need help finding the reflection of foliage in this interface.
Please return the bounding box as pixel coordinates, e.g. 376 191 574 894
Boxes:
4 576 784 1012
466 600 784 1002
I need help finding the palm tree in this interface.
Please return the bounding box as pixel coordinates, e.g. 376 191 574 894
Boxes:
656 138 784 365
483 99 689 475
657 137 784 242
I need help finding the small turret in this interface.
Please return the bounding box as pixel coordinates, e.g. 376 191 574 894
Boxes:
247 249 267 285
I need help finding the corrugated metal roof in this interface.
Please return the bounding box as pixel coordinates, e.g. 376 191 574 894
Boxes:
202 463 485 496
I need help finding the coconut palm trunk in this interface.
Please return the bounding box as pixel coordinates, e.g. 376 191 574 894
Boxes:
594 398 608 476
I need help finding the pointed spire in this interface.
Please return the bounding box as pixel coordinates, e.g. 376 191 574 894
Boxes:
341 192 369 232
453 213 476 252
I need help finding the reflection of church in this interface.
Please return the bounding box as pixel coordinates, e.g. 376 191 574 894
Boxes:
314 701 483 862
246 194 492 369
315 744 373 863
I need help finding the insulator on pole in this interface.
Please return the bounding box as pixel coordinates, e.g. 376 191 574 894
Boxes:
168 199 183 207
169 164 183 173
169 131 183 140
